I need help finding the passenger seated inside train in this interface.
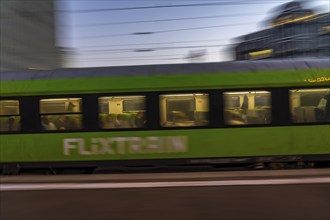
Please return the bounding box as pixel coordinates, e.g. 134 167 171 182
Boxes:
134 112 146 128
54 115 82 130
316 94 329 122
173 111 189 126
293 93 329 123
194 111 209 126
67 117 82 130
101 114 120 129
245 109 271 124
116 114 135 128
41 116 56 130
225 110 246 125
162 111 194 127
0 117 21 131
54 115 68 130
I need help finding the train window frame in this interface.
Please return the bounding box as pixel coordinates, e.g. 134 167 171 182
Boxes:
222 90 272 126
159 92 210 128
289 87 330 124
39 97 83 132
2 86 327 135
98 95 147 130
0 99 21 133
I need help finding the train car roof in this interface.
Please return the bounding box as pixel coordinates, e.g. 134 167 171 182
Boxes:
1 58 329 81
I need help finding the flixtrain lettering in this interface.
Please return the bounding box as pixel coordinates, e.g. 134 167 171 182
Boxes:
63 136 188 156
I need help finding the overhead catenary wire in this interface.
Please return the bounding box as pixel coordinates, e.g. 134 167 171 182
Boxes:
75 22 255 39
77 53 187 60
56 1 291 13
1 0 313 17
57 0 328 2
77 39 230 49
65 12 264 27
75 44 232 54
19 0 287 1
74 53 230 65
62 0 328 66
74 51 222 62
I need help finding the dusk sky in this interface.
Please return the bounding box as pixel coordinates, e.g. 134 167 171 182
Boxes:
55 0 330 67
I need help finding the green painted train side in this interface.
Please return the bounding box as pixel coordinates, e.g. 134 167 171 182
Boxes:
1 69 329 96
0 125 329 163
0 62 329 169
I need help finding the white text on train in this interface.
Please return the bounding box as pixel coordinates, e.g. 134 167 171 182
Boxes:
63 136 188 156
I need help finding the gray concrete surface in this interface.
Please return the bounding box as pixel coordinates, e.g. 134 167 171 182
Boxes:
1 169 329 220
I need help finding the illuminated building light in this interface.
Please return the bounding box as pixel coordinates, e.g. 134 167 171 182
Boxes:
273 14 315 27
248 49 273 59
322 26 330 32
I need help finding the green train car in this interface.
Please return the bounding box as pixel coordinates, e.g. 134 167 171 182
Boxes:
0 59 329 174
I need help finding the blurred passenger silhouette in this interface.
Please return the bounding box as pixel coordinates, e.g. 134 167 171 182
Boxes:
41 116 56 130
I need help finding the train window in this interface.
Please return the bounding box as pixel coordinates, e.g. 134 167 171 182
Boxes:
40 98 81 114
39 98 82 131
225 95 240 108
0 100 21 132
290 88 330 123
159 93 209 127
98 96 146 129
223 91 272 125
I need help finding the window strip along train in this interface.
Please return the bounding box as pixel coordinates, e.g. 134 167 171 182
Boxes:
0 59 329 174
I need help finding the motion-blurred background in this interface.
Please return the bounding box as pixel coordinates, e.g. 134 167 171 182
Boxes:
0 0 329 71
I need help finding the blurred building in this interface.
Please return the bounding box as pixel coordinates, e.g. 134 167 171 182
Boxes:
0 0 62 71
234 2 330 60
